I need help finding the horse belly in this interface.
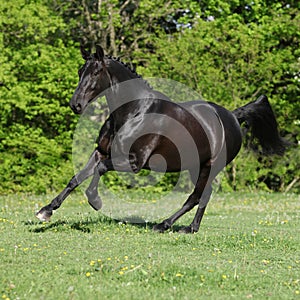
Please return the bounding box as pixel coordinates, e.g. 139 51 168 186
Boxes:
145 134 211 172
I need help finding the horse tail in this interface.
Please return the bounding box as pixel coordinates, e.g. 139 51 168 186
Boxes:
232 95 287 155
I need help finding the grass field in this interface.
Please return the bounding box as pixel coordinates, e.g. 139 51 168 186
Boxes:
0 191 299 300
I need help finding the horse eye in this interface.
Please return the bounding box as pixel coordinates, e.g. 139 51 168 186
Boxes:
78 69 83 78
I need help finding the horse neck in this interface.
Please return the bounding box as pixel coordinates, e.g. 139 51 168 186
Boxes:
105 60 153 119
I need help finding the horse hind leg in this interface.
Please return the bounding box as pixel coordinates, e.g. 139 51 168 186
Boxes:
152 192 201 233
153 163 212 233
178 185 212 234
180 154 226 233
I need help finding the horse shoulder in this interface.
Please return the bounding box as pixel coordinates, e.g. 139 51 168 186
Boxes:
96 116 114 155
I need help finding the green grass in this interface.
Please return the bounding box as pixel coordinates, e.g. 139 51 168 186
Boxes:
0 192 299 300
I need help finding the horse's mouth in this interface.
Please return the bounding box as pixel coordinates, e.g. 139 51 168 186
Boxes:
71 103 83 114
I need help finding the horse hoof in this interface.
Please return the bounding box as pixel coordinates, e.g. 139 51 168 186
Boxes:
153 222 169 233
35 210 52 222
178 226 196 234
88 196 102 211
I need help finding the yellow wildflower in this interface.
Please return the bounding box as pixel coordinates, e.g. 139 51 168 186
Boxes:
90 260 95 266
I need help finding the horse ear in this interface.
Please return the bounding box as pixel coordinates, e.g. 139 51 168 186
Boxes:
95 45 105 61
80 45 90 60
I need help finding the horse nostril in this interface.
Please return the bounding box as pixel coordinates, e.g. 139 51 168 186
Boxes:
71 102 82 114
75 103 82 113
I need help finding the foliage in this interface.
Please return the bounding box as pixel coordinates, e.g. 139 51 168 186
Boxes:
135 6 300 193
48 0 199 59
0 0 80 193
0 0 299 194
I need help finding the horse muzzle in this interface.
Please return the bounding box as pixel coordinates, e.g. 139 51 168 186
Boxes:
70 102 83 114
70 94 86 114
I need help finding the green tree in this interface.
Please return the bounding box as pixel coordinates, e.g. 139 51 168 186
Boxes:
135 6 300 192
48 0 204 58
0 0 80 193
0 0 299 194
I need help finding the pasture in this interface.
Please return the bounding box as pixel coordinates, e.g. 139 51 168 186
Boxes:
1 192 299 299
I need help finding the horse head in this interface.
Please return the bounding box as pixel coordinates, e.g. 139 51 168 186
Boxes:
70 45 111 114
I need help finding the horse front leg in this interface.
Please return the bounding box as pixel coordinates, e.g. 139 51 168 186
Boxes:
85 155 138 206
36 149 103 221
85 169 101 210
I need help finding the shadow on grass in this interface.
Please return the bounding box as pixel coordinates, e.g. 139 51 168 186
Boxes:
24 215 118 233
24 215 190 234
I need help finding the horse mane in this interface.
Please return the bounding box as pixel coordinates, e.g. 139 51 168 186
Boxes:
106 55 152 89
107 56 139 76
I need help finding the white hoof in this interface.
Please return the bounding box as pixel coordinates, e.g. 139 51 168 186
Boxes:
35 211 51 222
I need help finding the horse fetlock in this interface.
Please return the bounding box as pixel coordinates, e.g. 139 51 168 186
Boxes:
152 221 171 233
36 208 52 222
178 225 197 234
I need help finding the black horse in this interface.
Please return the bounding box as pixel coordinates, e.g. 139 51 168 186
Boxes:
36 45 286 233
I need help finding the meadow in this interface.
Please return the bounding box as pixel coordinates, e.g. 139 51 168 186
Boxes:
0 191 299 300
